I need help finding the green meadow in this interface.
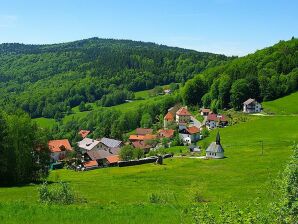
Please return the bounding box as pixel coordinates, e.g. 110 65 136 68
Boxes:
262 91 298 115
1 91 298 223
34 87 167 128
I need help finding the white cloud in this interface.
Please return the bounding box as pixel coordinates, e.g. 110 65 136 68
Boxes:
0 15 18 28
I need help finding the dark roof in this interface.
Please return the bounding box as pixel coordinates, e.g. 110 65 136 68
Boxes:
206 142 224 153
86 150 102 160
98 147 121 159
136 128 153 135
100 137 122 148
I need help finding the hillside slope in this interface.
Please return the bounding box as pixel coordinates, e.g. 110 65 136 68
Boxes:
0 38 229 118
183 38 298 110
262 91 298 114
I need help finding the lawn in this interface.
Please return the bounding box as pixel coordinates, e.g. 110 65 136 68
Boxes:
1 114 297 223
262 91 298 114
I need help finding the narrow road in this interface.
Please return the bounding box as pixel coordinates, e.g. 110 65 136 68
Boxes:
190 116 202 128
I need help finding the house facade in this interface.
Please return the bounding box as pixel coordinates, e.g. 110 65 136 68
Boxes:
179 126 201 144
176 107 191 124
164 111 174 128
243 98 262 113
48 139 73 162
206 114 228 129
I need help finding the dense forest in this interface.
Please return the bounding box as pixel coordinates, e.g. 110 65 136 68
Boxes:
0 38 229 119
182 37 298 111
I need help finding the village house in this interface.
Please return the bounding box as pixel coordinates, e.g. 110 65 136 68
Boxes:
84 144 121 166
206 132 224 159
176 107 191 124
78 138 100 154
206 114 228 129
129 133 157 153
48 139 73 162
243 98 262 113
78 130 91 139
98 137 123 150
158 129 175 139
164 111 175 128
179 126 201 144
200 108 212 116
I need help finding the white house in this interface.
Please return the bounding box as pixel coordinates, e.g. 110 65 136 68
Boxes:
78 138 100 154
206 114 228 129
243 98 262 113
206 132 224 159
179 126 201 144
48 139 73 162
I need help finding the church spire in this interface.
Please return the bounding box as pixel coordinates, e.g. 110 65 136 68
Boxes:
216 131 221 145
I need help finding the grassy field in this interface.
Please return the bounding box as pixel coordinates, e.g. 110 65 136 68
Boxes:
1 92 297 223
34 88 167 128
262 91 298 114
1 115 297 223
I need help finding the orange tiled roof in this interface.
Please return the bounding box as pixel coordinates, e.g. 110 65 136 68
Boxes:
129 135 145 141
106 155 120 164
164 112 174 121
176 107 191 116
187 126 200 134
129 134 157 141
158 129 175 138
79 130 90 138
83 160 98 168
48 139 72 153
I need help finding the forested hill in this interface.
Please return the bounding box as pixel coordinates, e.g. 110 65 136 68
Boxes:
0 38 229 119
183 37 298 110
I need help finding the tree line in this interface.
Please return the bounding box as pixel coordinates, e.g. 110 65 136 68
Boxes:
0 38 229 119
182 38 298 111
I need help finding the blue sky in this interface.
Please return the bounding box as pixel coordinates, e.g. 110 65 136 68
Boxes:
0 0 297 56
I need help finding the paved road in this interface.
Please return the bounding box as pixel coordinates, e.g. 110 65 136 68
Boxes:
190 116 202 128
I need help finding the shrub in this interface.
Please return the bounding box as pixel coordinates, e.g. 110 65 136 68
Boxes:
39 181 86 205
149 193 164 204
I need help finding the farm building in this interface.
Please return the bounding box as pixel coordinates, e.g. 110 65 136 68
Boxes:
243 98 262 113
179 126 201 144
158 129 175 139
206 132 224 159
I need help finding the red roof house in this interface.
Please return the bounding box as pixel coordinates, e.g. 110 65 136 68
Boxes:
78 130 91 139
176 107 191 116
186 126 200 134
164 112 174 121
48 139 72 153
158 129 175 138
83 160 98 170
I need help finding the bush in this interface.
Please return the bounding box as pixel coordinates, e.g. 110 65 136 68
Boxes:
39 181 86 205
149 193 164 204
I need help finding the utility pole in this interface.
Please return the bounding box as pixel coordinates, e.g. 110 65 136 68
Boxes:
259 140 264 155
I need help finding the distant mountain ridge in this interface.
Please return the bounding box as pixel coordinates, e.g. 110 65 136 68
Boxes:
0 37 229 118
